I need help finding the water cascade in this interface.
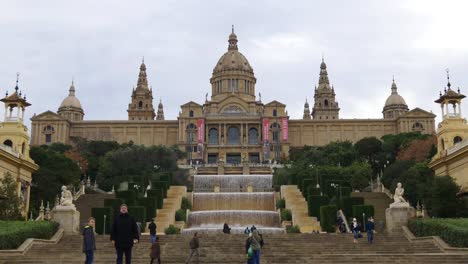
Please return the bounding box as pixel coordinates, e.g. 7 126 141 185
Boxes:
183 174 285 234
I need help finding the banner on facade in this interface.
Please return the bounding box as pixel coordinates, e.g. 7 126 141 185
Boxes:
197 119 204 143
263 118 269 142
282 117 288 141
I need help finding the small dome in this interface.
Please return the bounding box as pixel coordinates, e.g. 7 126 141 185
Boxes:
384 81 407 107
59 82 83 109
213 51 253 73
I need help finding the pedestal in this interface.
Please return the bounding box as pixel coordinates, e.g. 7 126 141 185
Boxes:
385 206 415 232
51 206 81 234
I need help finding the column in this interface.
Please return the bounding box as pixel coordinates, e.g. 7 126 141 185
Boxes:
4 105 7 121
240 122 243 145
445 103 449 116
441 104 444 117
459 102 462 117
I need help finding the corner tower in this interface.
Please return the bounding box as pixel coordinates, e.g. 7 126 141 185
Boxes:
128 60 156 120
311 58 340 120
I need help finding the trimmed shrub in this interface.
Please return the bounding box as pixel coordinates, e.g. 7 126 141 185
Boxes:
137 197 157 221
151 181 168 197
352 205 375 224
408 218 468 248
103 198 123 217
165 224 180 234
175 209 187 222
337 186 351 198
281 209 292 221
147 189 164 209
0 221 59 249
307 195 330 220
302 178 316 195
340 197 364 217
320 205 337 233
307 185 321 197
128 206 146 232
276 198 285 210
181 197 192 210
91 207 113 234
286 225 301 233
116 190 137 205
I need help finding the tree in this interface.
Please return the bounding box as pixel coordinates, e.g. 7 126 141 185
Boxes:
354 137 382 162
0 173 23 220
30 146 81 210
349 162 372 191
426 176 461 218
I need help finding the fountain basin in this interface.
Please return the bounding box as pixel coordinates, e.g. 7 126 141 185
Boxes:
193 192 276 211
187 210 281 228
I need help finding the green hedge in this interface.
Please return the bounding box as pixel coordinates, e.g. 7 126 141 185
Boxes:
116 190 137 206
181 197 192 210
307 195 330 219
128 206 146 232
341 197 364 217
147 189 164 209
151 181 168 198
175 209 186 222
276 198 285 210
137 197 157 221
281 209 292 221
91 207 113 235
0 221 59 249
320 205 337 233
352 205 374 221
408 218 468 248
104 198 124 217
307 185 321 197
165 224 180 234
286 225 301 233
337 186 351 198
302 178 316 196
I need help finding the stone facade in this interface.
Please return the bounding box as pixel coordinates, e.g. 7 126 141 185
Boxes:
30 29 436 164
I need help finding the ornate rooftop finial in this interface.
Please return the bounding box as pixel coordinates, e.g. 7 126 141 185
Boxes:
15 72 19 93
391 77 398 94
446 68 451 89
136 60 149 89
69 79 76 96
228 25 238 51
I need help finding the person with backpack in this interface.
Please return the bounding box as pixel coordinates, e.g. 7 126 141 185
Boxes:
82 217 96 264
245 233 255 264
148 219 157 243
247 230 262 264
185 232 200 264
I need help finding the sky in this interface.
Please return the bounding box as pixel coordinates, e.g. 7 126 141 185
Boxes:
1 0 468 128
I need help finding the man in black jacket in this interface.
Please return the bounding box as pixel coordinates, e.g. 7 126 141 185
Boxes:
111 204 139 264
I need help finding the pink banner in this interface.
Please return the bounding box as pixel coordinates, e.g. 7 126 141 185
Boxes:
263 118 269 142
282 117 288 141
197 119 204 143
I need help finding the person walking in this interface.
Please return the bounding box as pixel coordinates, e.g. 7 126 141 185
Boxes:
148 219 157 243
366 216 375 244
245 233 255 264
110 204 139 264
149 236 161 264
248 230 262 264
352 218 360 243
185 232 200 264
83 217 96 264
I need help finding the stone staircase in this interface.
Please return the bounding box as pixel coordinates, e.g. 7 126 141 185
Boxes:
281 185 321 232
74 193 115 224
1 233 467 263
155 186 187 234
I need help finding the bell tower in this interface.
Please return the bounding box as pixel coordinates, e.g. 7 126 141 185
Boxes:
311 58 340 120
127 59 156 120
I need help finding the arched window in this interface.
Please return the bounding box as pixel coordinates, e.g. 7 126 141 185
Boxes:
273 109 277 117
454 136 463 144
412 122 424 131
3 139 12 147
248 128 259 144
227 126 240 145
189 110 194 117
324 100 329 107
208 128 219 144
186 123 197 143
138 101 143 108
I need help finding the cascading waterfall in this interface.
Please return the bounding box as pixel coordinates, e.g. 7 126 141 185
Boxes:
183 174 285 234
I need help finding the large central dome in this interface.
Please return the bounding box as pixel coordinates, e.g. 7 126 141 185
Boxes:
210 28 257 100
213 30 253 73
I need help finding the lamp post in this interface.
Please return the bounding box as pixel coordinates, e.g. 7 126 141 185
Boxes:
309 164 321 195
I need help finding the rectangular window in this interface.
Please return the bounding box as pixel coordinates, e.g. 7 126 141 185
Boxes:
45 134 52 143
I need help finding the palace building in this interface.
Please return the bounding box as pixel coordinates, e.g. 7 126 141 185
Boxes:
30 29 436 164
